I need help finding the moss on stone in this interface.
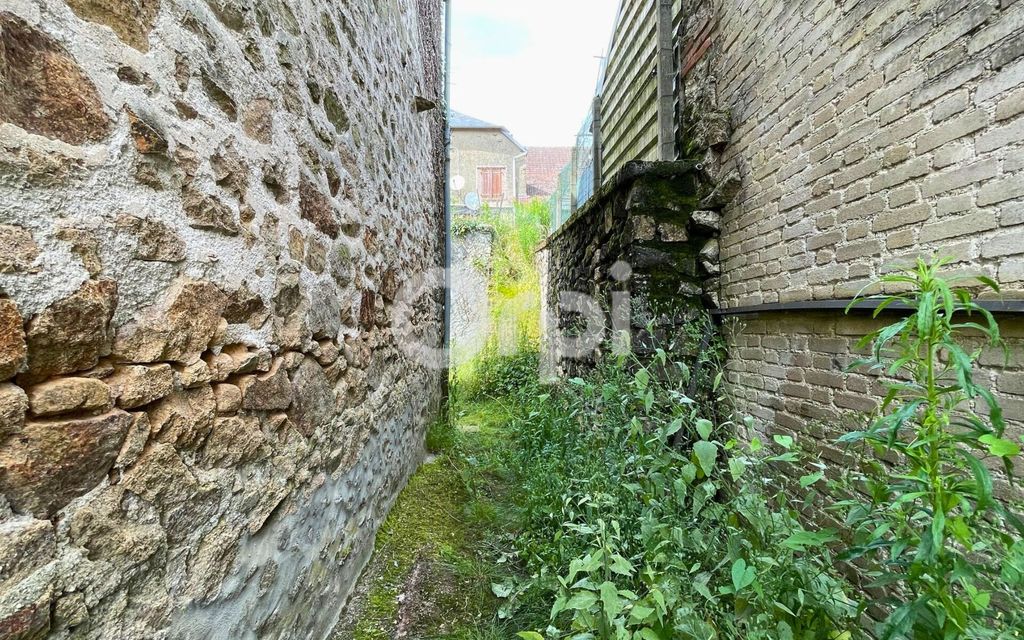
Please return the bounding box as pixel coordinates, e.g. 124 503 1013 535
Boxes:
451 215 496 238
627 174 701 225
350 458 465 638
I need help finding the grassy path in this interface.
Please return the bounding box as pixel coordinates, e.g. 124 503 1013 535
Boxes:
332 399 519 640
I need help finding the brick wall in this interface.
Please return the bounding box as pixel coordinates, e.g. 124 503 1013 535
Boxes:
725 313 1024 488
700 0 1024 451
715 0 1022 305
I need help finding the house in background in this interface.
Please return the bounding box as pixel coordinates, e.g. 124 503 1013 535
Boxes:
450 111 526 213
524 147 573 200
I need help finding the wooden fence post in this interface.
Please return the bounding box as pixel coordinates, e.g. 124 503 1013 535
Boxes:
656 0 676 161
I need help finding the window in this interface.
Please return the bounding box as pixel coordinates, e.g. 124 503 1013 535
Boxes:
478 167 505 200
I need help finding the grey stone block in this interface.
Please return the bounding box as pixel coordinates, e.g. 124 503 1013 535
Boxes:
922 158 998 197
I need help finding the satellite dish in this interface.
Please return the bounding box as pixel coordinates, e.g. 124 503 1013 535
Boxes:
464 192 481 212
451 175 466 190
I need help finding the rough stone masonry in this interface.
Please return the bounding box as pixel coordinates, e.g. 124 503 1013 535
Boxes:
0 0 445 638
539 161 729 378
450 226 493 364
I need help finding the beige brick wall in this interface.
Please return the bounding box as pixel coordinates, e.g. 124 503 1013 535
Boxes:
704 0 1024 441
713 0 1023 305
725 312 1024 491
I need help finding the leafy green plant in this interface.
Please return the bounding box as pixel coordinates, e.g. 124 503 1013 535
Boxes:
498 340 860 639
454 200 548 399
447 255 1024 639
837 257 1024 638
468 347 540 399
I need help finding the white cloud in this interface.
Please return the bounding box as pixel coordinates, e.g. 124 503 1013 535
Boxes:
451 0 620 147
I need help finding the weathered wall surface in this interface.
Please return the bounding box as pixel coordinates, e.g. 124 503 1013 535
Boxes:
715 0 1023 305
450 227 493 364
728 311 1024 483
539 162 723 377
693 0 1024 458
0 0 444 638
450 129 525 210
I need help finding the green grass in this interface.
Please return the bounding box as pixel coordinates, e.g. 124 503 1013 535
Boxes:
350 452 468 639
346 200 553 638
453 200 548 397
346 403 519 640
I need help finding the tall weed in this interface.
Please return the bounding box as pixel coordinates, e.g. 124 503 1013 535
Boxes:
497 259 1024 639
834 257 1024 638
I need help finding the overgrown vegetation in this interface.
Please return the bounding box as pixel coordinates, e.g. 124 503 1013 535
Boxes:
495 259 1024 640
835 258 1024 638
453 200 548 400
496 331 863 639
353 207 1024 640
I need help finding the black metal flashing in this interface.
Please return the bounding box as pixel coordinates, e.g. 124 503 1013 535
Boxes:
711 298 1024 317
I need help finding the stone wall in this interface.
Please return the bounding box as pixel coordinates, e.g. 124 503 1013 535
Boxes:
672 0 1024 453
0 1 444 638
539 161 726 377
450 226 493 364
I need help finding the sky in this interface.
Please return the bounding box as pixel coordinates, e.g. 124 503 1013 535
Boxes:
450 0 621 148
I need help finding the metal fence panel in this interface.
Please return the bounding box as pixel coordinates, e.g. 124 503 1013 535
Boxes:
573 107 596 207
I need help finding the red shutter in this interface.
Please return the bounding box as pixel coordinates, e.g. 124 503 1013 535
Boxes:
492 170 503 198
479 168 504 199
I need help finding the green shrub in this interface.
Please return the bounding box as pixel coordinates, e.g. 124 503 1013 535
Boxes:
493 259 1024 639
502 345 861 639
464 346 540 400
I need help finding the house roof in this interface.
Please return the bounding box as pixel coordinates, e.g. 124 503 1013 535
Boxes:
525 147 574 198
451 111 502 129
450 110 527 152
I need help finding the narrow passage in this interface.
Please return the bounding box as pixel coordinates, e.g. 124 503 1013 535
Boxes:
333 398 521 640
